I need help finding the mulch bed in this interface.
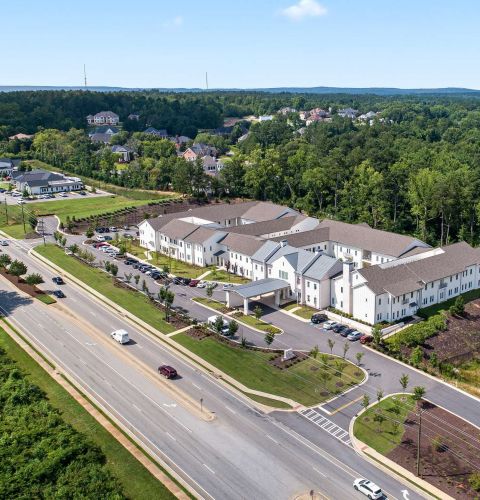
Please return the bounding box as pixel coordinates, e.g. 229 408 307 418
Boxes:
0 268 47 299
386 400 480 499
268 351 308 370
185 326 211 340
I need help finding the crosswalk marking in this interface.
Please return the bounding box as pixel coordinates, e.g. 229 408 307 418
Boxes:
299 407 352 447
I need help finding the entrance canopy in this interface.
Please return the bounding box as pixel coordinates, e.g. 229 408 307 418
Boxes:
232 278 289 299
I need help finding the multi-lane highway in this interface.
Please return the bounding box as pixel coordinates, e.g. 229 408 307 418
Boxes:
0 236 430 499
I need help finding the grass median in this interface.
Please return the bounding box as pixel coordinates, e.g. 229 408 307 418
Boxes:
193 296 231 312
173 332 365 407
0 324 177 500
35 244 175 334
233 312 282 334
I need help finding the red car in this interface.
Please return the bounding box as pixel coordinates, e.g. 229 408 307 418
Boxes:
158 365 177 379
189 279 200 287
93 242 108 248
360 335 373 344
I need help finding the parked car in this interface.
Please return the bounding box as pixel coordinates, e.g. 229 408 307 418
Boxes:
17 199 26 204
95 235 106 242
158 365 177 379
132 262 142 269
347 331 362 341
60 192 68 198
311 313 328 324
189 279 200 287
181 277 191 285
332 323 346 333
340 327 354 338
93 242 108 248
353 478 383 499
52 290 65 298
111 329 130 344
196 280 207 288
103 235 113 241
124 258 138 265
101 246 112 252
222 283 234 291
139 265 153 273
79 191 86 196
52 276 65 285
0 240 9 246
109 226 118 232
150 271 162 280
360 335 373 344
123 233 133 239
323 320 337 330
145 268 159 276
172 277 182 285
207 315 230 335
96 227 107 233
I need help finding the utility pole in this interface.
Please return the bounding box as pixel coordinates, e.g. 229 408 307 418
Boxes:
84 64 87 87
416 408 426 478
205 71 209 90
20 203 26 233
4 197 8 225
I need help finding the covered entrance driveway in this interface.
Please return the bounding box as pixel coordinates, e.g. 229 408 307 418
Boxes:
226 278 291 314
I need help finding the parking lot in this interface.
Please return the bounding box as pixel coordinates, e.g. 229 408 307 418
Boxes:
1 187 112 205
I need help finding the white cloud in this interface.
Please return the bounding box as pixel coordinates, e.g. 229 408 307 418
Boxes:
281 0 327 21
163 16 183 28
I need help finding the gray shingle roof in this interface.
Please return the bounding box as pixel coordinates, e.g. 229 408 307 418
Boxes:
184 226 219 244
302 254 343 280
251 241 280 262
219 233 266 256
240 202 297 222
160 220 198 240
225 215 305 236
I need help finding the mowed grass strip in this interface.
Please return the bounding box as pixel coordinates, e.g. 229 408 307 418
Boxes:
0 325 177 500
207 269 250 284
354 395 415 455
292 305 318 319
173 333 364 407
234 313 282 334
35 244 174 334
193 296 230 311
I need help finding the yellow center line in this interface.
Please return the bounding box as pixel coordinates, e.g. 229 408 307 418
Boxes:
329 395 363 415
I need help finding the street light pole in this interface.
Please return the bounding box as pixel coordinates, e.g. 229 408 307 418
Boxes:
20 202 26 233
416 408 426 478
200 397 203 413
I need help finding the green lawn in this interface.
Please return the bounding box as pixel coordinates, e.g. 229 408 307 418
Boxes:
27 196 156 224
354 395 415 455
417 289 480 318
35 244 175 334
281 302 299 311
234 312 282 334
173 333 365 407
36 293 56 305
292 305 318 319
0 323 177 500
150 253 205 279
193 296 231 312
208 269 250 284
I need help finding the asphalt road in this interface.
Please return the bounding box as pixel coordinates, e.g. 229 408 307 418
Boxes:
0 237 428 500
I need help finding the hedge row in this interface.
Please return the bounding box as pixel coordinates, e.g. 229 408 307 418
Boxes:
387 313 447 349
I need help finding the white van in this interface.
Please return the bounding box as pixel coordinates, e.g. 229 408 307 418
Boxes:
111 329 129 344
207 315 230 335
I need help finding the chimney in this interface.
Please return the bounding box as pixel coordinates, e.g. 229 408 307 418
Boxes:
342 258 354 315
280 240 287 247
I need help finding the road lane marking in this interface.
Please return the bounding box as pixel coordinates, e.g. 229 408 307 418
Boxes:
202 463 215 474
312 466 327 477
299 408 352 447
132 403 142 412
225 405 236 414
166 432 177 441
328 395 363 416
192 383 202 390
266 434 279 445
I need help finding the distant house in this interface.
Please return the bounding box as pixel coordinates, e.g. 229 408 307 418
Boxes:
90 133 114 144
128 113 140 121
0 158 21 176
237 132 250 143
306 113 325 126
223 117 243 127
182 143 218 161
278 107 297 115
201 155 224 176
358 111 378 122
144 127 168 138
89 126 119 137
170 135 191 149
11 169 83 195
8 133 34 141
258 115 273 122
338 108 359 119
87 111 119 126
111 145 134 162
212 126 234 136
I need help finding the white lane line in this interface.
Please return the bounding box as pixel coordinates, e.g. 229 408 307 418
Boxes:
192 382 202 390
224 405 236 415
132 403 142 412
89 311 97 316
312 466 327 478
202 463 215 475
79 358 87 365
166 432 177 441
266 434 279 445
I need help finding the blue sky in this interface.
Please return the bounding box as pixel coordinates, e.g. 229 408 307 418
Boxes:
3 0 479 89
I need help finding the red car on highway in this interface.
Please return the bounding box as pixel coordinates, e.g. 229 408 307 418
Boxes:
158 365 178 379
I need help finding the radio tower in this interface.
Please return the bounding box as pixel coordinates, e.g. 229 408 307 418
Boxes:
83 64 88 87
205 71 209 90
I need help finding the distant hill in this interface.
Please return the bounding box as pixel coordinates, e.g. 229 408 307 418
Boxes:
1 85 479 96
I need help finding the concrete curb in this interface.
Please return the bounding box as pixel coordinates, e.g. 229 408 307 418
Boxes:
365 344 480 405
0 318 192 500
277 307 311 323
349 394 454 500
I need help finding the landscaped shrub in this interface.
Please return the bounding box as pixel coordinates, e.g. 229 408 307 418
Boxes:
387 313 447 350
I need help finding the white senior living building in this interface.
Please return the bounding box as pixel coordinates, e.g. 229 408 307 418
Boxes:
138 201 480 324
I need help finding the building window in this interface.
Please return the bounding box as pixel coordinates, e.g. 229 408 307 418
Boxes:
313 283 317 290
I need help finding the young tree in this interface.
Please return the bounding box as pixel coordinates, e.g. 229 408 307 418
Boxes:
410 346 423 366
355 352 364 366
228 320 239 337
25 273 44 286
373 412 386 432
213 315 225 334
110 263 118 277
361 394 370 411
327 338 335 355
59 236 67 248
372 325 382 346
413 386 426 402
342 342 350 359
310 345 319 359
253 305 263 321
264 331 275 346
134 274 140 286
124 272 133 283
449 295 465 316
86 226 94 239
376 388 384 404
68 243 79 255
158 287 175 321
8 260 28 277
206 285 213 298
334 360 347 379
399 373 409 392
104 261 111 273
318 369 331 388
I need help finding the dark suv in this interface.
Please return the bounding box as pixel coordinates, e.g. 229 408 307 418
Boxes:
52 276 65 285
158 365 177 379
340 327 354 338
311 313 328 324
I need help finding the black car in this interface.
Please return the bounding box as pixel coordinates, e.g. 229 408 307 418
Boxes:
52 290 65 298
96 227 106 233
150 271 161 280
172 277 183 285
340 327 354 337
311 313 328 324
124 258 138 265
52 276 65 285
132 262 142 269
139 265 153 273
333 323 347 333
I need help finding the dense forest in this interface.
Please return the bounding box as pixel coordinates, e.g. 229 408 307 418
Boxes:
3 90 480 246
0 346 125 498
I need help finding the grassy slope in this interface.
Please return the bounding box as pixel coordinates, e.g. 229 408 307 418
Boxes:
354 395 415 455
193 297 229 311
292 306 318 319
234 313 282 334
173 333 364 407
417 288 480 318
35 244 174 334
0 325 176 500
208 269 250 284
